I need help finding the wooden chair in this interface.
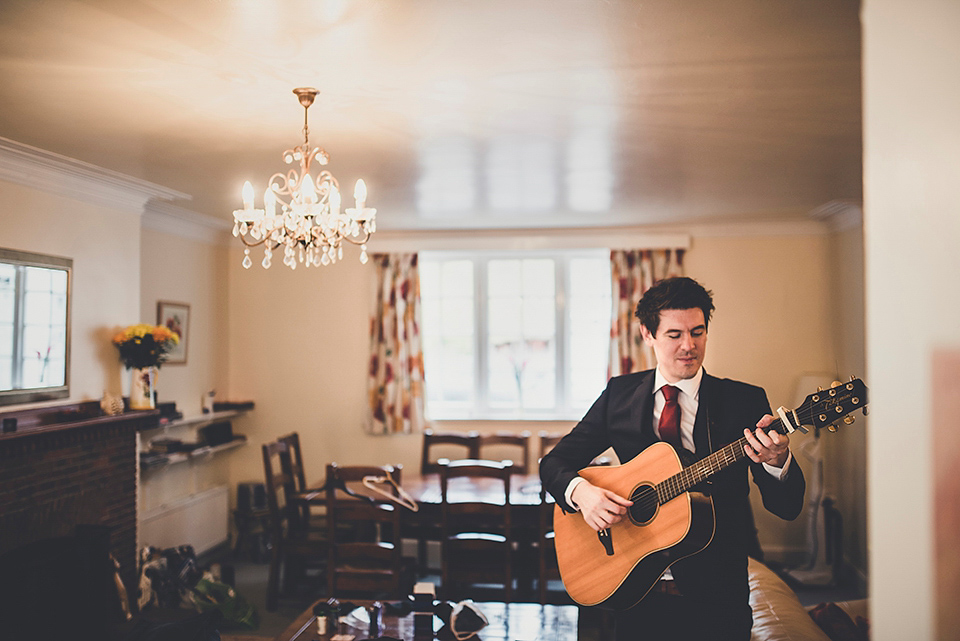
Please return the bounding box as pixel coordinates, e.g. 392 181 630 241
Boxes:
262 439 327 611
440 458 514 602
276 432 326 531
535 430 610 603
538 430 563 462
325 462 410 600
535 432 564 602
421 428 480 475
478 430 532 474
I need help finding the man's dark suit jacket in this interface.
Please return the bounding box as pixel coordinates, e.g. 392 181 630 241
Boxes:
540 369 806 634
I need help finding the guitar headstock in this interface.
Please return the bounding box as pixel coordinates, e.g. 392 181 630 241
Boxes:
793 377 869 433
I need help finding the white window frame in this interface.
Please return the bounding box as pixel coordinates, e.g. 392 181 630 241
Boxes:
421 248 611 421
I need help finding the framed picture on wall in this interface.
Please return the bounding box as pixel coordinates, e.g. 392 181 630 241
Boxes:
157 301 189 365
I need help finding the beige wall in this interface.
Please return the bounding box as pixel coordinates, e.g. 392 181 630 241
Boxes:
864 1 960 639
140 228 230 416
1 178 141 403
686 232 847 562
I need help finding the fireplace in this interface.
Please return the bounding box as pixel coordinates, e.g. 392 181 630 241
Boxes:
0 402 159 603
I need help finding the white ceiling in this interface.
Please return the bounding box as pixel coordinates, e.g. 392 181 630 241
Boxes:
0 0 862 231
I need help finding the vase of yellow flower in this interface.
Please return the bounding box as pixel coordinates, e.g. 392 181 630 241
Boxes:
112 324 179 410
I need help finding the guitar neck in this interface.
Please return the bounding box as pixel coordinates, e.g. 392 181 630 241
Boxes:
657 416 788 503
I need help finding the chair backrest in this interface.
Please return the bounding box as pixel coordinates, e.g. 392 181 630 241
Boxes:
421 429 480 475
478 431 531 474
538 431 564 461
537 430 613 472
325 462 405 598
440 459 513 535
277 432 308 493
262 439 296 539
325 462 404 502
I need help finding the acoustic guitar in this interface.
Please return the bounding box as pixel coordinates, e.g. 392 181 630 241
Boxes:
553 378 868 610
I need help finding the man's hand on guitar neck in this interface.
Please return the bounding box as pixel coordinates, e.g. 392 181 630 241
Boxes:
743 414 791 468
571 480 634 532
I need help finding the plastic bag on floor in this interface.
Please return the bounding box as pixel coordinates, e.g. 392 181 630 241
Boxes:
189 576 259 631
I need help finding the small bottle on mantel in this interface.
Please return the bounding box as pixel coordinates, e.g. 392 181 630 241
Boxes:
202 390 215 414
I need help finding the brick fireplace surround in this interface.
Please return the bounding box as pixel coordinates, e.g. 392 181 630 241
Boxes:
0 402 160 599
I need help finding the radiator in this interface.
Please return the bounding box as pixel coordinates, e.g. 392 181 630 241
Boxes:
139 485 229 555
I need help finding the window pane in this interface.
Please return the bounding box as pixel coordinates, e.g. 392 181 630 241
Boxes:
422 258 475 411
487 258 557 412
441 260 473 297
24 266 52 291
0 357 10 390
488 260 521 298
568 257 612 407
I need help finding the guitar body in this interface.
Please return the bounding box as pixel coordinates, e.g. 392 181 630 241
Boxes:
553 442 716 609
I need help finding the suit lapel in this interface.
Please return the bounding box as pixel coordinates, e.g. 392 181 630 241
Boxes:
630 370 658 454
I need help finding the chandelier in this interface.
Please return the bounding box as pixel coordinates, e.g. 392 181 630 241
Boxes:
232 87 376 269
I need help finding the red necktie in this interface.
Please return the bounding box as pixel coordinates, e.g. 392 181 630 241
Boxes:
658 385 683 450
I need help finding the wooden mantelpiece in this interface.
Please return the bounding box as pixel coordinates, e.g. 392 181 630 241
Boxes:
0 401 160 600
0 400 160 440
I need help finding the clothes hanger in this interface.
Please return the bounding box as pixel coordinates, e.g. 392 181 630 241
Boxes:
362 475 419 512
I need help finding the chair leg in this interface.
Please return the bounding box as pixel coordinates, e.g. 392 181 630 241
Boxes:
266 547 281 612
505 550 512 603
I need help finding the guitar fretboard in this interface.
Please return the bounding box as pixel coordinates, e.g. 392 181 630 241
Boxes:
655 417 788 504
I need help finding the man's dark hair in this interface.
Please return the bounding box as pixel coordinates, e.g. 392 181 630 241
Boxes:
634 277 715 336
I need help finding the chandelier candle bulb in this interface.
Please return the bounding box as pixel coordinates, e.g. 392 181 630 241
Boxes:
355 179 367 209
264 187 276 216
242 180 254 209
331 187 341 215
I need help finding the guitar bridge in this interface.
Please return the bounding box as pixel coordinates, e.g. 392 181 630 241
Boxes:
598 528 614 556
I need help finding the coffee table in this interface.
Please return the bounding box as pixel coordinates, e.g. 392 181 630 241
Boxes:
275 599 579 641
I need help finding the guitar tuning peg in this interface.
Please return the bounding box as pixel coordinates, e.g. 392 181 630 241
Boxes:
816 386 823 392
828 424 839 432
843 416 855 425
849 375 857 381
830 380 842 388
862 406 869 416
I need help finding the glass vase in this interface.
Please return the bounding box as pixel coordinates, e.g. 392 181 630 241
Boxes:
129 366 156 410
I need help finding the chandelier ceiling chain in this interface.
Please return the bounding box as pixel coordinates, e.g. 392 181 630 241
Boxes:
232 87 376 270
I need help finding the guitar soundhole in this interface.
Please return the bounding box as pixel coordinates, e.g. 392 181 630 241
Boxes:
628 484 659 525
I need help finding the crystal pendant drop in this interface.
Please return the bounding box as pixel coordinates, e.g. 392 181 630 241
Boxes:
242 248 252 269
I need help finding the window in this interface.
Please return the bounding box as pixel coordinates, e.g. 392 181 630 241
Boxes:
420 250 611 419
0 248 71 405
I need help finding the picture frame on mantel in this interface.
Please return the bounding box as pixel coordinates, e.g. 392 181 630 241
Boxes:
157 301 189 365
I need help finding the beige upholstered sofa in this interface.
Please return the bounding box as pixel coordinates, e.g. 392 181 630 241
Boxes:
748 558 868 641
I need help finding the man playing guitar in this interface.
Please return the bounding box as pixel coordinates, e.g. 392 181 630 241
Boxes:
540 277 806 641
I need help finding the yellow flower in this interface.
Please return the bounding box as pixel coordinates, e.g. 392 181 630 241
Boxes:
112 323 180 368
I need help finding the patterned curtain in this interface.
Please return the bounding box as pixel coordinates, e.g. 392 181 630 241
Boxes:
367 253 425 435
609 249 685 377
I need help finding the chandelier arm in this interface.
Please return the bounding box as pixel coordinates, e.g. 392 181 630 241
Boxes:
236 234 268 248
339 230 372 246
